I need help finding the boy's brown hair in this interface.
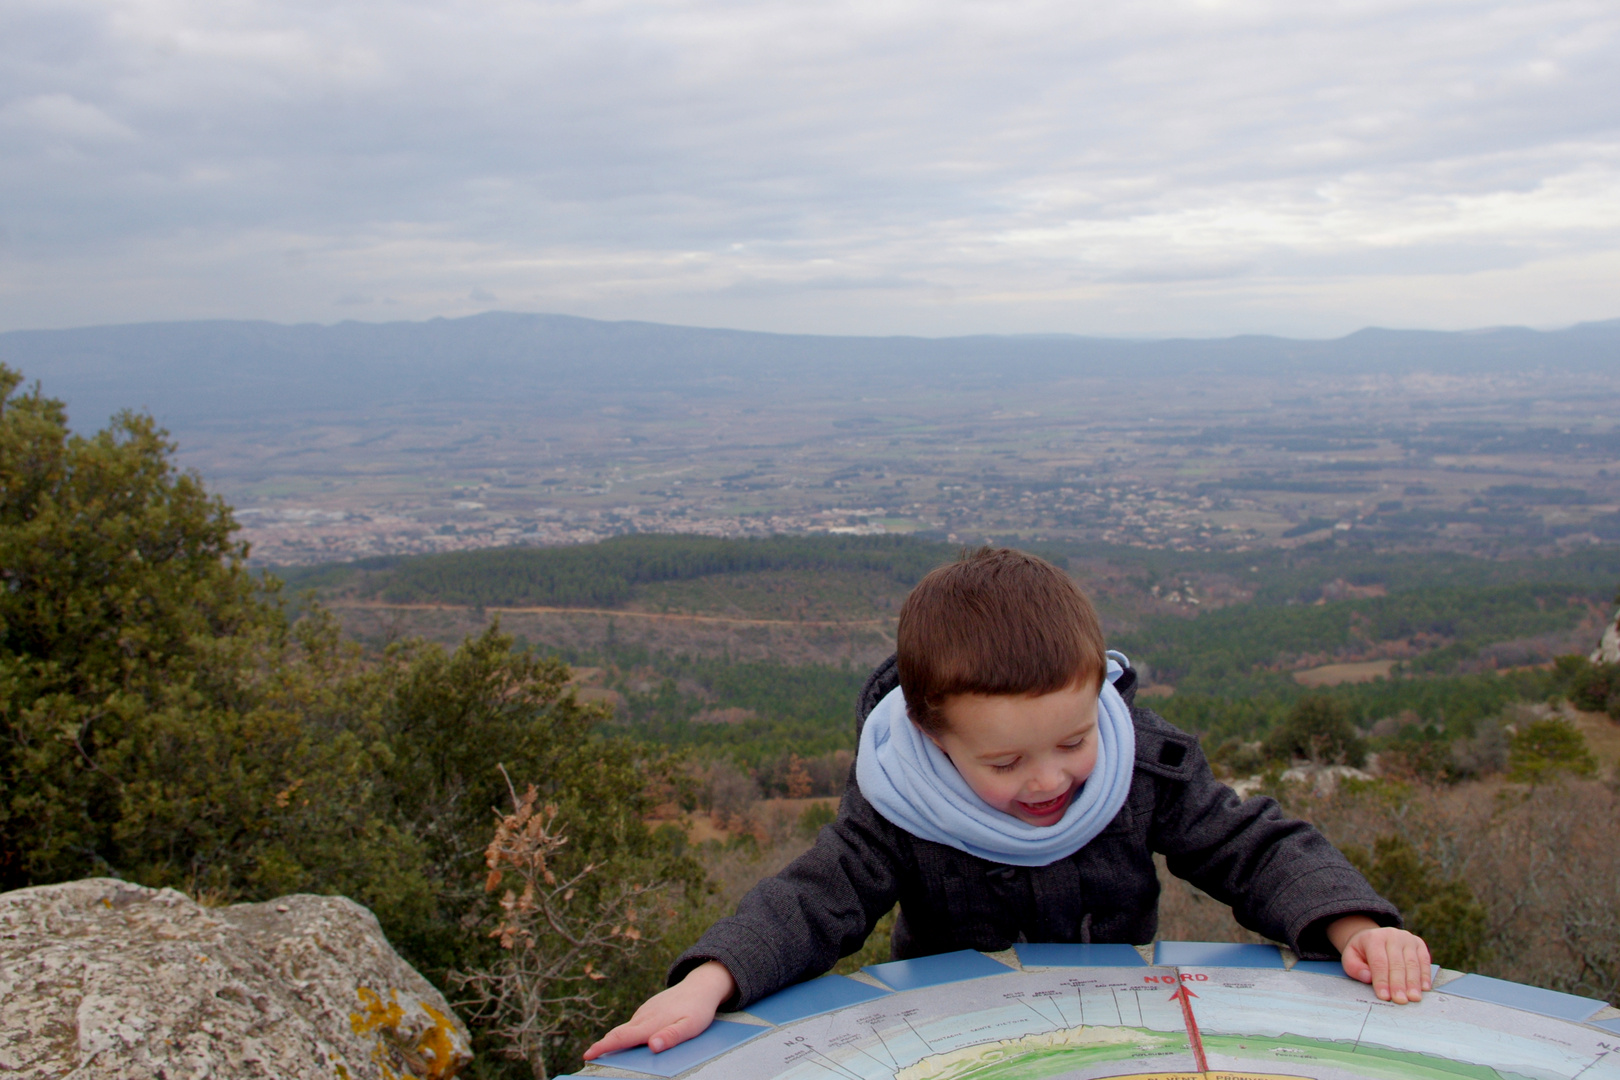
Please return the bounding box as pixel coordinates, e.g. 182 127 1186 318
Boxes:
897 547 1106 734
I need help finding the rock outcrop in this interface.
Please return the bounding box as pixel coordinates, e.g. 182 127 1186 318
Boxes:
1593 608 1620 665
0 878 472 1080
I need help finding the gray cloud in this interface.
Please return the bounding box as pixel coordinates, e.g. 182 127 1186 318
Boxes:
0 0 1616 336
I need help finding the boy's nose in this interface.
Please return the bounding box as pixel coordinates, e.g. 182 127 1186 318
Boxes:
1028 762 1068 796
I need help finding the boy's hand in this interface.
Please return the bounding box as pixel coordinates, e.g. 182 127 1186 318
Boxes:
584 960 737 1060
1329 915 1432 1004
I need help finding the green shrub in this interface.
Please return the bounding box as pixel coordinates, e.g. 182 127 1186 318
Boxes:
1566 658 1620 717
1507 717 1597 783
1207 738 1265 778
1263 696 1368 767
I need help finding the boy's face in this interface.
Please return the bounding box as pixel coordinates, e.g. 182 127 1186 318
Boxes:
929 679 1101 826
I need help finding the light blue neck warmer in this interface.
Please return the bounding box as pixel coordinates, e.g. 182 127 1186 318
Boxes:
856 651 1137 868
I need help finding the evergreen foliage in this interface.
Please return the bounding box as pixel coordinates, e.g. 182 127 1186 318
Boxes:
604 653 867 774
1507 717 1598 783
1561 656 1620 718
334 533 960 609
1047 539 1620 608
1112 582 1600 695
1158 669 1545 748
0 366 267 887
1262 696 1368 766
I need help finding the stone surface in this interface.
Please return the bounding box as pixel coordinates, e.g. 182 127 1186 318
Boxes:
1592 609 1620 664
1228 762 1372 799
0 878 472 1080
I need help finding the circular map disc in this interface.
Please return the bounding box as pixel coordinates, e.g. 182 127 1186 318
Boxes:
576 942 1620 1080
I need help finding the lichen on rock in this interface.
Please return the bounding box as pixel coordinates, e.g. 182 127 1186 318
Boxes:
0 878 472 1080
350 986 466 1080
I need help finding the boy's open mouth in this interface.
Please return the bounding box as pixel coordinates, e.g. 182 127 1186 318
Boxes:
1017 791 1070 817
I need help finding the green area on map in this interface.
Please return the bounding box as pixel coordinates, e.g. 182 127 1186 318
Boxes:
1199 1032 1530 1080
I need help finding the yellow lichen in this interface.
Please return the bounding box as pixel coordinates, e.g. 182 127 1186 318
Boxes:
349 987 468 1080
350 987 406 1038
414 1002 463 1080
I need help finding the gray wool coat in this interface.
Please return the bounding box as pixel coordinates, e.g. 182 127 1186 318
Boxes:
671 657 1400 1008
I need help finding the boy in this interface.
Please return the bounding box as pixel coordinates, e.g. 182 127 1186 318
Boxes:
587 548 1430 1060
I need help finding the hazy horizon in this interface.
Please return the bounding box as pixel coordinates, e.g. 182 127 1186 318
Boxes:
5 307 1618 343
3 1 1616 339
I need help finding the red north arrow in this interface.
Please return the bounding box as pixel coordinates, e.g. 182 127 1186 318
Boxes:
1170 985 1208 1072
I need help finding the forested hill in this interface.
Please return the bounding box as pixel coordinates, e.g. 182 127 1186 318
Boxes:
270 534 1620 802
277 532 1620 613
276 533 963 608
282 535 1620 749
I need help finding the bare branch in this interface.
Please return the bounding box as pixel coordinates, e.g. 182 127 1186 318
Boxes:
449 782 672 1080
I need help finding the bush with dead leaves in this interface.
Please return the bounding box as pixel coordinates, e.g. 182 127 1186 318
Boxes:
452 777 671 1080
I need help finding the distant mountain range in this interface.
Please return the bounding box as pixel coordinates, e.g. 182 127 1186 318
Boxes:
3 311 1617 429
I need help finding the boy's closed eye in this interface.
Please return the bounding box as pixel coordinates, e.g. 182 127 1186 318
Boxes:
971 734 1091 768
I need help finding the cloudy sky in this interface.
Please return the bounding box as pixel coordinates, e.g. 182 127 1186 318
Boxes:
2 0 1616 337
